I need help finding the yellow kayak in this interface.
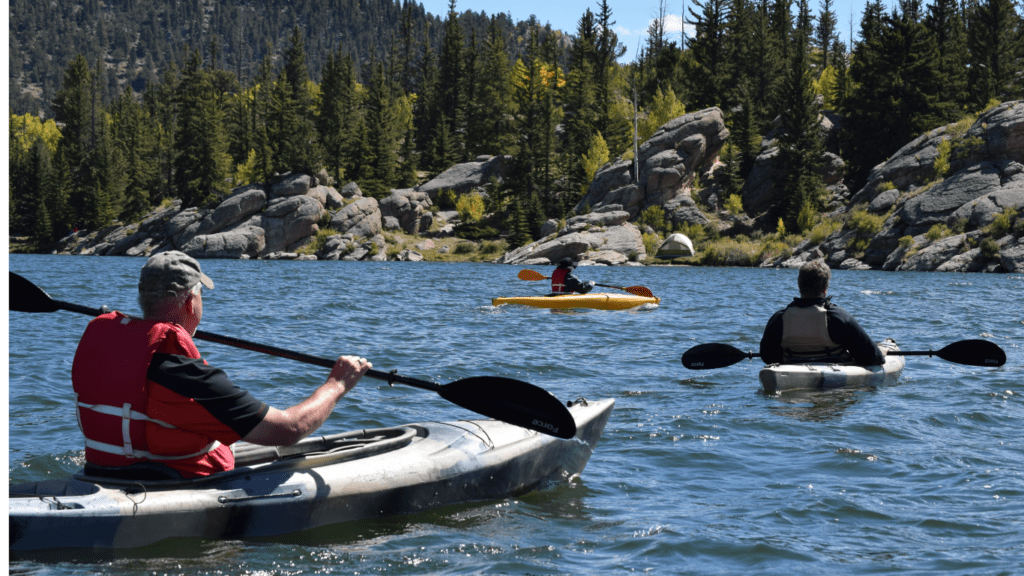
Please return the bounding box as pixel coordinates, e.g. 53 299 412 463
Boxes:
492 292 660 310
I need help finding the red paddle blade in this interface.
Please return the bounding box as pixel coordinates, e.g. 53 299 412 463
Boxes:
518 269 549 281
624 286 655 298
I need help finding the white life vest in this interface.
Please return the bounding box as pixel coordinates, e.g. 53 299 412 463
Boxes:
780 303 852 362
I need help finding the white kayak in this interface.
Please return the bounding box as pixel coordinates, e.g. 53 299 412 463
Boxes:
9 398 614 553
759 339 905 393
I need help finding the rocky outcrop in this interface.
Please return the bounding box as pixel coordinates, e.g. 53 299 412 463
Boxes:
1001 236 1024 271
329 197 382 239
416 155 512 199
180 226 266 259
55 174 340 259
577 108 729 218
244 195 325 255
495 205 647 265
741 105 847 213
379 189 433 234
774 101 1024 272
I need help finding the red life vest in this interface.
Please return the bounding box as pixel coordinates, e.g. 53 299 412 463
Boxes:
551 268 570 293
71 312 227 474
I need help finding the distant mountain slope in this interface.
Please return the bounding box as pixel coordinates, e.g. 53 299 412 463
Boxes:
7 0 553 117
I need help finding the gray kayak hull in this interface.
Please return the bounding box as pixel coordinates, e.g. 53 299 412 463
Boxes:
759 339 905 393
10 398 614 552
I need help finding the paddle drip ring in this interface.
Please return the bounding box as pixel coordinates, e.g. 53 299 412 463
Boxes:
387 369 398 386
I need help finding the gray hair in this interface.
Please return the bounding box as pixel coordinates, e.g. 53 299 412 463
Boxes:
139 282 202 319
797 259 831 297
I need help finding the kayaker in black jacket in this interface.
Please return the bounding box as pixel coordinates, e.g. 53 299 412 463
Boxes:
551 257 596 294
759 259 885 366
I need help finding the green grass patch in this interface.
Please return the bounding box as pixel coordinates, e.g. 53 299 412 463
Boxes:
697 236 791 267
809 217 842 245
724 194 744 215
296 227 340 256
925 223 951 242
985 208 1018 238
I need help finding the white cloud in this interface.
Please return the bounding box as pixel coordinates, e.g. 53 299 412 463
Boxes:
662 14 684 34
650 14 695 38
615 25 639 37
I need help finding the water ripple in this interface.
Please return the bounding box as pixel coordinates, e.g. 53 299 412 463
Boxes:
8 256 1024 574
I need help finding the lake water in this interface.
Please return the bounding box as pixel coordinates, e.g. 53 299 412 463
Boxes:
7 253 1023 574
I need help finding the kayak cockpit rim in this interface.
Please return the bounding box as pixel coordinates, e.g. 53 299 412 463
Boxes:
10 426 420 494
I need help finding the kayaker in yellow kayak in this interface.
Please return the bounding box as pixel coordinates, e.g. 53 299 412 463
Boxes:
551 257 596 294
71 251 372 480
759 259 885 366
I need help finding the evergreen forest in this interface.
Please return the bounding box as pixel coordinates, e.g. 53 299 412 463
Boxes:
8 0 1024 252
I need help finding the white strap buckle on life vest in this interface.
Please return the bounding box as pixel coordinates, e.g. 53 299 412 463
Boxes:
122 403 134 456
81 438 222 460
76 398 221 460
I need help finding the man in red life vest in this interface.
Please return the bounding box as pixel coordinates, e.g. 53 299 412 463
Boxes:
550 257 596 294
71 251 372 480
759 259 885 366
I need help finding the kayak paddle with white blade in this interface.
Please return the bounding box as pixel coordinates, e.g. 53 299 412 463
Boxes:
9 271 578 439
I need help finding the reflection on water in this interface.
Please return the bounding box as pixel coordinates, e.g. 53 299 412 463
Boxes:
764 387 872 422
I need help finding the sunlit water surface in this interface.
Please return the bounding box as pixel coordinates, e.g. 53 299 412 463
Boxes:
7 254 1023 574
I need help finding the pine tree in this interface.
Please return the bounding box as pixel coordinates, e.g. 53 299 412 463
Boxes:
359 61 398 198
250 49 277 185
48 146 75 237
51 54 93 228
924 0 970 117
595 0 626 154
815 0 839 73
415 21 440 172
745 0 784 129
845 0 943 188
732 88 761 178
319 48 362 183
830 39 851 114
686 0 733 110
724 0 757 108
770 0 794 66
433 0 467 167
143 63 182 205
965 0 1024 106
274 27 320 174
174 49 230 207
462 29 480 155
471 15 516 157
775 0 825 232
510 27 555 224
109 86 157 222
85 113 127 228
395 94 419 188
563 10 601 198
506 200 532 249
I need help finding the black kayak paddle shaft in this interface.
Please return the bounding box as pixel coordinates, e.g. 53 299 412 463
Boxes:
8 272 578 439
681 339 1006 370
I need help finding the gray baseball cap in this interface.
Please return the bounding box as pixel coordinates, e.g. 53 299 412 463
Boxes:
138 251 215 295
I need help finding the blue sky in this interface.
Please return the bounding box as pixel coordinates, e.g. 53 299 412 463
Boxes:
419 0 869 63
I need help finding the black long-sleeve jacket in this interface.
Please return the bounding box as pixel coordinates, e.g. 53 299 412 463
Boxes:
759 297 885 366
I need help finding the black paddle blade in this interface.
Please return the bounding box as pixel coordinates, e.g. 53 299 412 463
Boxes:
681 343 753 370
9 272 61 313
438 376 577 439
937 339 1007 367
